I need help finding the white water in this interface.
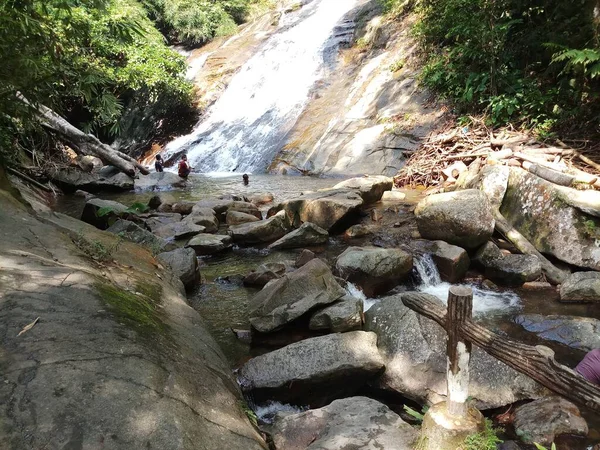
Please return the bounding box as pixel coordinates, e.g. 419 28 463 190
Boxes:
253 401 306 424
164 0 359 173
346 282 378 312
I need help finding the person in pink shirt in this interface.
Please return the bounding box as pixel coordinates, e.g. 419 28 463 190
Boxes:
576 349 600 385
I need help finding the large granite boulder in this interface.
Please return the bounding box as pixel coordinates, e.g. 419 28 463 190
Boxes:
185 208 219 233
249 258 346 333
229 210 290 245
333 176 393 204
365 294 545 409
81 198 129 229
268 222 329 250
309 295 363 332
244 263 287 288
186 234 233 256
560 271 600 303
473 242 542 286
238 332 384 406
107 219 172 253
415 240 470 283
156 247 200 290
249 192 274 206
134 172 186 191
513 397 588 445
501 167 600 270
414 189 495 249
477 164 510 209
334 246 413 296
515 314 600 352
268 189 364 231
270 397 418 450
49 167 134 192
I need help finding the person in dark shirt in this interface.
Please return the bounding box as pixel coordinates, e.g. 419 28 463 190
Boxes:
243 173 249 185
155 154 164 172
178 155 191 178
576 349 600 385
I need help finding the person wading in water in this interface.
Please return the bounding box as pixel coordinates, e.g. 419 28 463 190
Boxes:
155 154 164 172
178 155 192 179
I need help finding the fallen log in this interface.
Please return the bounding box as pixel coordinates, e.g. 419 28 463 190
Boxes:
575 151 600 172
522 161 575 187
7 167 53 192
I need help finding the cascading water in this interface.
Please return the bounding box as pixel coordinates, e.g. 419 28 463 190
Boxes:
164 0 360 174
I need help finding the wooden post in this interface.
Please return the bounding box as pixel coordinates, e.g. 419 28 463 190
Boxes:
446 285 473 417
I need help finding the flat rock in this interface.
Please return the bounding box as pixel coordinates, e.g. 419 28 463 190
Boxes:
515 314 600 352
81 198 129 230
249 258 346 333
270 397 417 450
142 213 183 232
560 271 600 303
513 396 588 445
134 172 186 191
229 210 290 245
309 295 363 332
333 175 393 204
226 210 260 226
186 234 233 256
473 242 541 286
365 294 545 409
335 246 413 296
238 331 384 406
153 221 206 240
107 219 171 253
156 248 200 289
415 189 495 249
268 222 329 250
49 168 134 192
244 263 287 287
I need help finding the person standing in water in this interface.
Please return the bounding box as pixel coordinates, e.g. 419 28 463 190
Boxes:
243 174 249 185
178 155 191 179
155 154 164 172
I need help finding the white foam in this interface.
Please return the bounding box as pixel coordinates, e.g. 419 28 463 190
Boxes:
346 282 379 312
253 401 305 424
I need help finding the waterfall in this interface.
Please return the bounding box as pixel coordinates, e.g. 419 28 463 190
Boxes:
164 0 360 174
414 253 442 286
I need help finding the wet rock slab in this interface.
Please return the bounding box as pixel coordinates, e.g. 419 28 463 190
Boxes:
333 175 393 204
134 172 186 191
186 233 233 255
515 314 600 352
560 271 600 303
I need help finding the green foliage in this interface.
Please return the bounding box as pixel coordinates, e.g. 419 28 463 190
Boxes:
534 443 557 450
403 404 425 422
389 59 405 72
458 419 503 450
239 400 258 427
74 230 122 261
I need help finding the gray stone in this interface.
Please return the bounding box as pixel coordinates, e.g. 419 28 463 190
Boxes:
268 222 329 250
382 190 407 201
344 224 371 238
81 198 129 230
333 175 393 204
227 201 262 219
335 246 413 297
501 167 600 270
560 271 600 303
186 234 233 256
365 294 545 409
107 219 171 253
171 201 196 215
185 210 219 233
153 221 206 240
295 249 315 268
238 332 384 406
271 397 417 450
429 240 470 283
249 192 274 206
473 242 542 286
134 172 186 191
49 168 134 192
143 213 183 232
268 189 364 231
226 210 260 226
229 210 290 245
513 397 588 445
415 189 495 249
244 263 287 287
515 314 600 352
309 295 363 332
156 248 200 289
249 258 346 333
477 164 509 209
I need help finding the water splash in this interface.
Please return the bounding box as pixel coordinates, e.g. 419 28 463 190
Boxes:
164 0 360 173
346 282 379 312
253 401 306 424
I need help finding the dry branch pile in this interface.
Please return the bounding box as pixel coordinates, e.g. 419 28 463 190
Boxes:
394 121 600 190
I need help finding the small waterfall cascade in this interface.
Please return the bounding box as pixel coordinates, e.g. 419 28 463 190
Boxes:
414 253 442 286
164 0 360 174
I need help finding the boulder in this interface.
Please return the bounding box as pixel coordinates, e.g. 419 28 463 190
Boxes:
473 242 541 286
417 240 470 283
156 248 200 289
477 164 509 209
344 224 371 238
268 189 364 231
134 172 186 191
81 198 129 230
365 294 545 409
147 195 163 210
186 234 233 256
333 176 393 204
171 201 196 215
226 210 260 226
414 189 495 249
152 221 206 240
382 190 407 201
229 210 290 245
228 201 262 219
513 397 588 445
515 314 600 352
142 213 183 232
560 271 600 303
244 263 287 287
238 331 384 406
309 295 363 332
249 258 346 333
501 167 600 270
270 397 417 450
185 209 219 233
106 219 172 253
295 249 315 268
335 246 413 297
249 192 274 206
268 222 329 250
49 168 134 192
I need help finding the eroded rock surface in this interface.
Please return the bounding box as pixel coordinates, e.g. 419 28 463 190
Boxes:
515 314 600 352
560 271 600 303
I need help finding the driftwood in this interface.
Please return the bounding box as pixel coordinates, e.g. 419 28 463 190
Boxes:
523 162 575 187
402 292 600 413
6 167 52 192
18 94 149 176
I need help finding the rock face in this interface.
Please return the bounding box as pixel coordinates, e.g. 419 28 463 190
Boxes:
134 172 186 191
243 263 287 287
309 295 363 332
229 210 290 245
238 332 384 406
333 176 393 204
186 234 233 256
414 189 495 249
249 259 346 333
270 397 418 450
560 271 600 303
0 176 266 450
49 167 134 192
156 247 200 290
335 246 413 296
107 219 171 253
515 314 600 352
226 210 260 225
365 294 545 409
501 167 600 270
81 198 129 229
417 240 470 283
268 222 329 250
268 189 364 231
473 242 542 286
513 397 588 445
